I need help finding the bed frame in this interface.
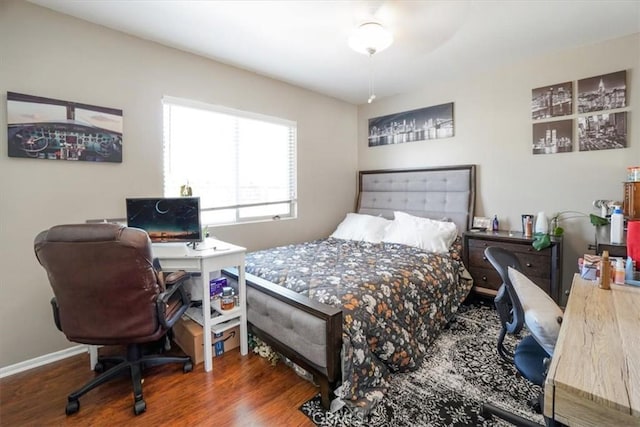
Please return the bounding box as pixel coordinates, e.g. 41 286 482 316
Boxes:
224 165 476 409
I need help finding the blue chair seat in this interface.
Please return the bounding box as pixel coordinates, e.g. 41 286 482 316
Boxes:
514 335 548 386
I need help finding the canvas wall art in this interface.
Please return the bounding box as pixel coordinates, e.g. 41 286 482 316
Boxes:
368 102 454 147
532 119 573 155
531 81 572 120
7 92 123 162
577 70 626 114
577 112 627 151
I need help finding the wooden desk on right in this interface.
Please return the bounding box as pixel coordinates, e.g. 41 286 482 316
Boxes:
544 274 640 426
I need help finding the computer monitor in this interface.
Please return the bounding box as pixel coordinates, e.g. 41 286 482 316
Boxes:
125 197 202 244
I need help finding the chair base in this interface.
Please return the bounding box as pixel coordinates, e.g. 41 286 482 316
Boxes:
481 402 567 427
65 343 192 416
481 402 543 427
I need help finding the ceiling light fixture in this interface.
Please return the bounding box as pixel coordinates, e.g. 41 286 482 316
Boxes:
348 22 393 104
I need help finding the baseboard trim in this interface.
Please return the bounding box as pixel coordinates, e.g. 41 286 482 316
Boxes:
0 345 89 379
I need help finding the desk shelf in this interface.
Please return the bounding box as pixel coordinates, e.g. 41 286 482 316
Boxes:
211 318 241 335
210 299 241 326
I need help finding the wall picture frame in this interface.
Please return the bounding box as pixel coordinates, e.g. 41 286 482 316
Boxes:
368 102 454 147
472 216 491 230
577 70 626 114
531 81 573 120
532 119 573 155
577 112 627 151
7 92 123 162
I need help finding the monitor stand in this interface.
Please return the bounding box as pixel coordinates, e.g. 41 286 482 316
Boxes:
189 239 217 251
151 242 189 258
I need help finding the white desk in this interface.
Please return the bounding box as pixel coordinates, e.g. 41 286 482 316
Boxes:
89 239 247 373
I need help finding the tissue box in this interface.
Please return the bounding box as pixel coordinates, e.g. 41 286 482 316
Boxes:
209 277 227 299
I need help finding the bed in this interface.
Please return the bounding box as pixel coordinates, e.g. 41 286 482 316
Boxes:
223 165 476 414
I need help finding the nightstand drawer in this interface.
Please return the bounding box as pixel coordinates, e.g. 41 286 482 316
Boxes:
468 265 551 295
514 252 551 277
468 245 490 267
468 238 549 257
463 231 563 303
467 238 551 276
468 266 501 291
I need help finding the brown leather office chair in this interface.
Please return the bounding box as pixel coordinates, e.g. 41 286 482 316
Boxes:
34 223 193 416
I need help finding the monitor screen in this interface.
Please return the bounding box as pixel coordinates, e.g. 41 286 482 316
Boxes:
126 197 202 243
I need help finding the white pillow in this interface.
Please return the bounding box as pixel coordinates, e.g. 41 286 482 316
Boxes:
508 267 563 356
382 211 458 253
330 213 391 243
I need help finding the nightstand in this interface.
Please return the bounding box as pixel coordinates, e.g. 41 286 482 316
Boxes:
463 230 563 304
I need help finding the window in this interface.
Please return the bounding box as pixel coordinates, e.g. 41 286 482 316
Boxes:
162 96 297 225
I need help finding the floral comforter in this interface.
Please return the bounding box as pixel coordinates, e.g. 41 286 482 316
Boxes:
245 237 473 415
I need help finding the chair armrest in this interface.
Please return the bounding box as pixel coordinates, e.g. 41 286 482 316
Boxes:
156 270 191 329
50 297 62 332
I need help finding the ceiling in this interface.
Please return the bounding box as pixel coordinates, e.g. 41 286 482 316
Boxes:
28 0 640 105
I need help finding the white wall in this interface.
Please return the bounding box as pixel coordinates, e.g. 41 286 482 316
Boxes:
0 1 357 368
358 33 640 300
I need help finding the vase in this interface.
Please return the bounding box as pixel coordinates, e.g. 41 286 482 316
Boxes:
535 211 548 234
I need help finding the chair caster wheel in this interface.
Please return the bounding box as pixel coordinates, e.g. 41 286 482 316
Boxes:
133 399 146 415
183 360 193 373
65 399 79 415
94 362 105 373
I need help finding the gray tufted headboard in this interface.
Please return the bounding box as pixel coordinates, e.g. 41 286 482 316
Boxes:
356 165 476 234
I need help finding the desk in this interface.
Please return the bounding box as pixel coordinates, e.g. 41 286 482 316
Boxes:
543 274 640 426
89 239 247 373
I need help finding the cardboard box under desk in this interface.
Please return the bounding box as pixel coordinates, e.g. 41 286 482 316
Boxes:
172 317 240 365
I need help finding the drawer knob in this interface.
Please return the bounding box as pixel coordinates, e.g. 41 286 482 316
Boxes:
526 263 532 267
482 276 487 281
483 256 487 261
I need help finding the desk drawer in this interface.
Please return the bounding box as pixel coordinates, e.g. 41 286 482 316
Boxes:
157 258 202 272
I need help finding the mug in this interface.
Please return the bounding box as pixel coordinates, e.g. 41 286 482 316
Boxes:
521 214 534 237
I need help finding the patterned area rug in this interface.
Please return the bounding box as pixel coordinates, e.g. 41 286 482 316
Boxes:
299 304 544 426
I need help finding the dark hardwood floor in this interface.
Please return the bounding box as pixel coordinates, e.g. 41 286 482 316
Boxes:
0 344 317 426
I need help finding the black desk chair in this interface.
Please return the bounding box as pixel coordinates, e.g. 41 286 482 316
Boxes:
481 246 563 427
34 224 194 416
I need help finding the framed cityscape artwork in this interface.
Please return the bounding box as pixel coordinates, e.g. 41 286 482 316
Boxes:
532 119 573 154
578 112 627 151
577 70 626 113
531 81 573 120
368 102 454 147
7 92 123 162
577 70 627 151
531 70 627 154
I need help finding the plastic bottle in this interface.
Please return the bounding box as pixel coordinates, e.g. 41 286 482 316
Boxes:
492 215 499 232
614 258 625 284
626 256 635 281
610 207 624 244
599 250 611 290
